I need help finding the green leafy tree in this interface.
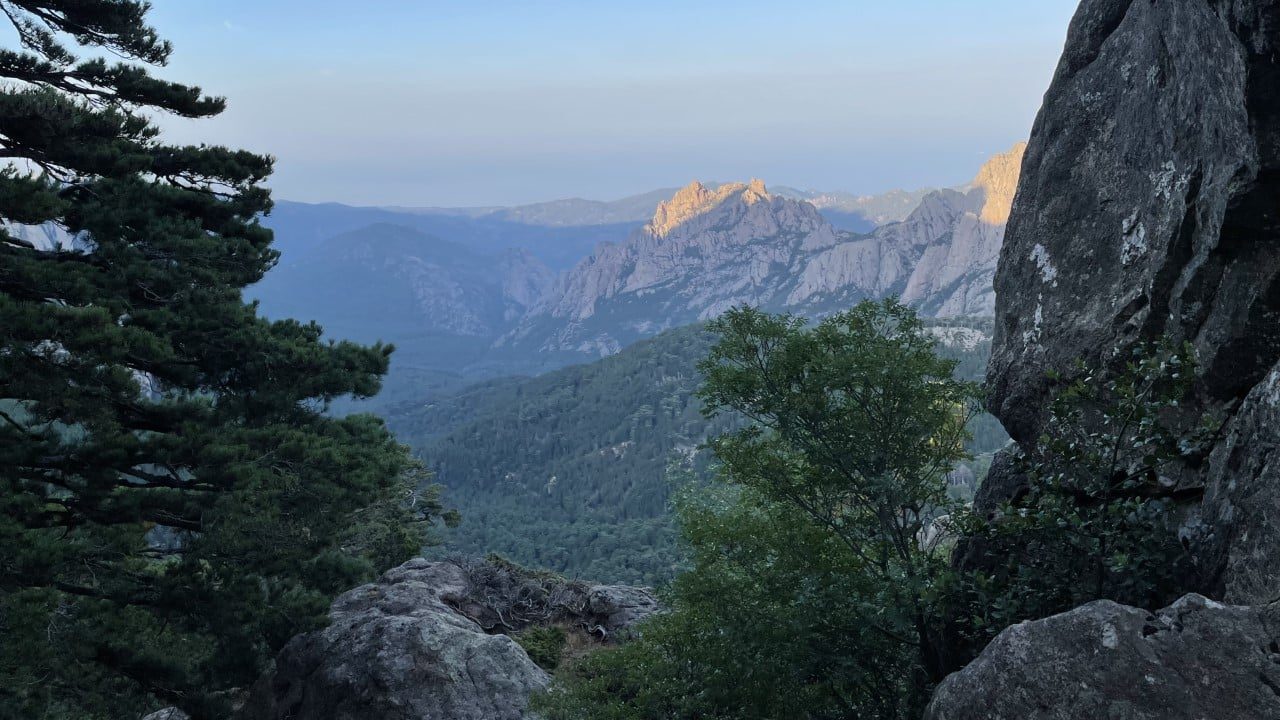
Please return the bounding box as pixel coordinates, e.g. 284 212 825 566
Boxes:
535 485 918 720
697 300 976 692
0 3 451 718
536 300 978 719
953 342 1215 653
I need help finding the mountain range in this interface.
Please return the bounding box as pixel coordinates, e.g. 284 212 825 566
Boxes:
505 144 1024 359
245 144 1029 580
251 144 1025 399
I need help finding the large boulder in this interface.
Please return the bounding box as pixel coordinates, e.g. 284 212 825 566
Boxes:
925 594 1280 720
587 585 661 639
237 558 659 720
983 0 1280 601
238 560 549 720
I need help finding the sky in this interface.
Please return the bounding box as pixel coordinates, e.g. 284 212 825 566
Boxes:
145 1 1082 207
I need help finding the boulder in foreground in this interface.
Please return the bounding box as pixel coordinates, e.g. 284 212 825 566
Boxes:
238 558 658 720
926 594 1280 720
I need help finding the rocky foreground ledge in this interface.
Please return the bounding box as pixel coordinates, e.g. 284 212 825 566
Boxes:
926 594 1280 720
234 557 658 720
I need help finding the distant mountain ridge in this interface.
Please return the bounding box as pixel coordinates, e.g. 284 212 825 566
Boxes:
505 144 1025 359
262 201 641 271
382 187 680 227
385 183 925 232
257 223 553 338
251 146 1025 396
250 224 556 403
773 185 938 230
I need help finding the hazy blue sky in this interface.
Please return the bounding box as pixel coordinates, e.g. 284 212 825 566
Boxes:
146 1 1081 207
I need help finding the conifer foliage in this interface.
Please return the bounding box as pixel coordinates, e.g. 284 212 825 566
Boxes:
0 3 447 717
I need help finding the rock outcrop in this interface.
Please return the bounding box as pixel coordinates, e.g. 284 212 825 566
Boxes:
935 0 1280 717
925 594 1280 720
983 0 1280 603
238 558 658 720
586 585 661 634
506 179 840 356
509 148 1023 358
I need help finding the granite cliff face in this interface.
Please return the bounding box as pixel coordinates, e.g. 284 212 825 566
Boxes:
984 0 1280 603
935 0 1280 716
508 148 1023 358
793 144 1023 319
504 178 835 356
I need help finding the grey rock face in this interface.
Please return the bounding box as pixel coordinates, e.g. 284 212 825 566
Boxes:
141 710 189 720
511 149 1022 358
587 585 661 638
239 559 549 720
238 558 658 720
984 0 1280 600
1190 363 1280 604
925 594 1280 720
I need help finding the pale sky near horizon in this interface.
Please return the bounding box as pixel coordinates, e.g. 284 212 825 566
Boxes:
145 1 1082 207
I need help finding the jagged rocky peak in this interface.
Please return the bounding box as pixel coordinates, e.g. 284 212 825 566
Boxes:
505 178 842 352
647 178 775 237
967 141 1027 225
509 149 1027 358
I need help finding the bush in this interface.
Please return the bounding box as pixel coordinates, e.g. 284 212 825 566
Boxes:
950 341 1218 653
536 300 976 719
516 626 569 671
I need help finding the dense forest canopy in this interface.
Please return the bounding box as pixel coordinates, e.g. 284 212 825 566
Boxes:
388 317 1006 584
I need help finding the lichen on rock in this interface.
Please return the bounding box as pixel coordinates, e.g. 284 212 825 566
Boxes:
925 594 1280 720
236 558 658 720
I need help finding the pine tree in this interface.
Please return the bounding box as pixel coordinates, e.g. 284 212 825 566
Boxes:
0 3 450 718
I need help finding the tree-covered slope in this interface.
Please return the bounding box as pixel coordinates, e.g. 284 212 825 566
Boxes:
386 325 733 583
387 318 1007 585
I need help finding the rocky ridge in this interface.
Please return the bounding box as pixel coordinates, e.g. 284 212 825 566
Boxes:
776 186 939 228
506 147 1024 358
793 144 1024 319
